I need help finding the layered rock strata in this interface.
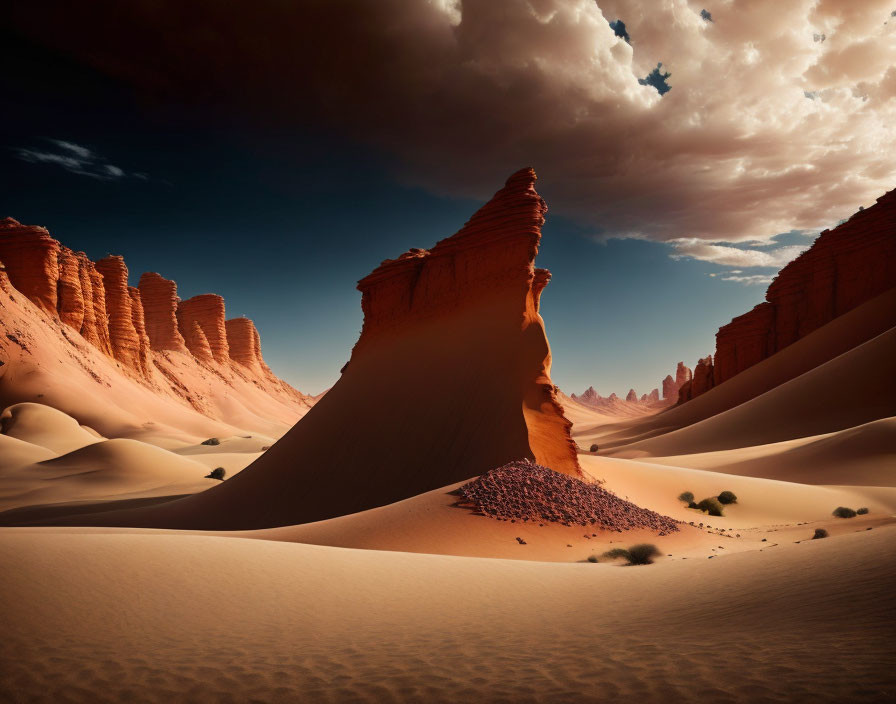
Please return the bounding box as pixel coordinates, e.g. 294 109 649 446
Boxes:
0 217 297 395
177 294 230 363
680 188 896 403
137 272 187 353
99 168 582 529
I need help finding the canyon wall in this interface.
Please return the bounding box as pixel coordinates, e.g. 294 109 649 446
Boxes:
0 217 310 431
679 188 896 404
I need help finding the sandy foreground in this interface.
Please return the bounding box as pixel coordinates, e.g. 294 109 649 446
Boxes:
1 523 894 704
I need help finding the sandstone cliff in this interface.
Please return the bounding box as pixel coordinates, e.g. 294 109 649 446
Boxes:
177 294 230 364
137 272 187 353
88 168 582 529
0 218 312 435
680 188 896 403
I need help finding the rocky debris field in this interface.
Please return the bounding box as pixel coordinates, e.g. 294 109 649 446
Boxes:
455 459 679 534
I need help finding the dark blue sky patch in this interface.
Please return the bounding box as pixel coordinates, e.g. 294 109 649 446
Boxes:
639 63 671 95
609 19 630 43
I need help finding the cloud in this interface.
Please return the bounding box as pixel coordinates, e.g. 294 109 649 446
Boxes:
668 239 809 267
719 273 775 285
8 0 896 243
15 139 145 181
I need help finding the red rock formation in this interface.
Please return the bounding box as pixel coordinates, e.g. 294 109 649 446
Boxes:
138 272 187 353
95 256 150 377
682 189 896 403
78 257 113 356
572 386 602 406
676 361 693 388
639 393 648 402
183 321 214 363
0 218 60 314
661 363 692 402
177 294 229 363
0 261 10 293
679 355 714 403
626 389 638 402
127 286 153 376
661 374 676 400
101 168 580 529
647 388 660 402
225 317 268 373
56 248 85 331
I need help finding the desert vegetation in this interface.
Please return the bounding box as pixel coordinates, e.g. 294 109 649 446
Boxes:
856 507 869 515
812 528 828 539
201 438 221 446
717 490 737 505
205 467 226 480
696 497 724 516
602 544 661 565
832 506 857 518
589 444 599 453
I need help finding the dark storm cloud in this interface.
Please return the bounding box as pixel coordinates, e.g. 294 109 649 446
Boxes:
7 0 895 244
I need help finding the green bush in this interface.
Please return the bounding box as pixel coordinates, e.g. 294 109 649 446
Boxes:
201 437 221 446
832 506 856 518
856 507 869 515
697 497 724 517
717 490 738 505
602 544 661 566
812 528 828 539
678 491 695 503
589 444 599 453
205 467 226 480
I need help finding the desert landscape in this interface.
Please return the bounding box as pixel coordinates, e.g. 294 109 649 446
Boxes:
2 2 896 703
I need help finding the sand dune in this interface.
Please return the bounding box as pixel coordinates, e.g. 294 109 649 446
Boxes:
609 326 896 457
1 525 893 703
0 438 216 513
0 402 103 454
640 417 896 486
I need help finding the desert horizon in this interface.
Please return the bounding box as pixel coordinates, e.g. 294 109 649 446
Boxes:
2 2 895 703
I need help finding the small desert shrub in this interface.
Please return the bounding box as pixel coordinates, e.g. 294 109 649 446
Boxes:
812 528 828 540
856 507 869 515
717 490 737 505
678 491 695 503
201 437 221 446
587 555 599 563
687 501 698 509
261 445 271 451
697 497 724 517
603 544 661 566
205 467 226 480
589 444 599 453
832 506 856 518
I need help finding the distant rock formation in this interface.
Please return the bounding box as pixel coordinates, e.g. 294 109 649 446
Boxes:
679 188 896 404
225 317 269 374
678 355 714 403
0 216 311 431
626 389 638 402
571 385 602 406
137 272 187 353
647 388 659 402
94 167 582 529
